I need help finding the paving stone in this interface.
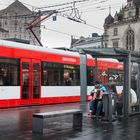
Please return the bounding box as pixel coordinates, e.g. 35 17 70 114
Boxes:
0 103 140 140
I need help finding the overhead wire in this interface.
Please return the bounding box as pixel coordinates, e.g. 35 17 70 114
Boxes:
0 1 123 20
82 5 122 13
0 0 126 45
73 0 100 6
35 0 91 10
21 1 38 10
0 2 124 35
41 25 81 38
54 0 109 24
29 0 126 46
58 11 125 38
80 2 125 12
59 14 104 31
76 0 108 9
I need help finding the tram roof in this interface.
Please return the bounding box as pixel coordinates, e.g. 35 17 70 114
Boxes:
0 40 80 57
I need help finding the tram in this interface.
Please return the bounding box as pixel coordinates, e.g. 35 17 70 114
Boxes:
0 40 123 108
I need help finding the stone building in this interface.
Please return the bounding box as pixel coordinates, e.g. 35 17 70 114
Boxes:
70 33 103 50
104 0 140 52
0 0 41 45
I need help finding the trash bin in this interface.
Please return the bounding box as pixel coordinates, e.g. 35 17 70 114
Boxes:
102 92 113 122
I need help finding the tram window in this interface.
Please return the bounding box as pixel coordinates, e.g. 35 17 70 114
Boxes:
103 70 108 84
22 62 29 99
98 70 102 83
108 69 124 85
33 64 40 86
33 63 40 99
42 62 60 86
0 58 19 86
42 62 80 86
63 65 80 86
22 63 29 86
87 67 96 86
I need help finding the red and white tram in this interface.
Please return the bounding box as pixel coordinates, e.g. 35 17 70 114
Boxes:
0 40 123 108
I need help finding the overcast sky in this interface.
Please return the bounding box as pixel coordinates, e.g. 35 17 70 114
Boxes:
0 0 127 48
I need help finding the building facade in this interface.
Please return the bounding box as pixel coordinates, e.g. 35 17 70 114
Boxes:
104 0 140 52
0 0 41 45
71 33 103 51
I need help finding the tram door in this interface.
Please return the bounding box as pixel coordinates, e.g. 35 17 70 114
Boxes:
98 68 108 85
20 59 41 105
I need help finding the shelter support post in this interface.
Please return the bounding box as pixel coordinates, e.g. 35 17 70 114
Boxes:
137 63 140 111
123 53 131 117
80 54 87 112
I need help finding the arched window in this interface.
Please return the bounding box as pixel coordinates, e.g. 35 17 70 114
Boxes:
126 30 135 51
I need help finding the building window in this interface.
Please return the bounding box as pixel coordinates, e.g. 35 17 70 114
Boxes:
4 33 7 38
129 11 132 17
113 41 118 48
24 17 27 24
29 36 32 39
105 43 107 48
5 20 7 26
114 28 118 36
14 20 18 26
126 30 135 51
19 27 22 33
14 26 17 31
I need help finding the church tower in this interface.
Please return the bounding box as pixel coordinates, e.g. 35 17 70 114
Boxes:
103 0 140 52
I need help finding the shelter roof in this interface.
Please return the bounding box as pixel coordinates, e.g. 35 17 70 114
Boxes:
82 48 140 62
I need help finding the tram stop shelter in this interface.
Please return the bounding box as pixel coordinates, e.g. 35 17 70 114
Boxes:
79 47 140 117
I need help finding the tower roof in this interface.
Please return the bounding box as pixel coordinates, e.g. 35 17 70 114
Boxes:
117 9 123 20
2 0 32 14
104 14 114 26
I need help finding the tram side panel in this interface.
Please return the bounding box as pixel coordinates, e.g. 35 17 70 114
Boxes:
0 41 124 108
41 86 80 104
40 59 81 104
0 42 82 108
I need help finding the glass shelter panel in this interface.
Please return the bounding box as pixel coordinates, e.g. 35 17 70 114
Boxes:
107 68 124 116
130 62 139 113
108 69 124 85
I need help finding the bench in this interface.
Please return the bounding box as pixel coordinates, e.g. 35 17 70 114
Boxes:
32 109 82 134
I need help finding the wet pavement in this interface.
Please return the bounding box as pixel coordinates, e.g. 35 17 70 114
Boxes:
0 102 140 140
